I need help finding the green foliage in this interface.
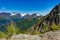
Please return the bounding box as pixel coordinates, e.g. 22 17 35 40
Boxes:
51 23 60 30
0 22 21 38
0 31 6 38
0 18 40 38
43 24 49 32
6 22 20 36
38 23 49 33
16 18 39 30
20 30 27 34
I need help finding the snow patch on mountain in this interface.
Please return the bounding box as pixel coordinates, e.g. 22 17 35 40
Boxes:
36 14 40 16
11 13 16 16
20 13 27 17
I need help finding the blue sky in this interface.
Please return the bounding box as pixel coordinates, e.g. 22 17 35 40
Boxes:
0 0 60 15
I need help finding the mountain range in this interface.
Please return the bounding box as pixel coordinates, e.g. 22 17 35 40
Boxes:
0 4 60 35
0 12 42 32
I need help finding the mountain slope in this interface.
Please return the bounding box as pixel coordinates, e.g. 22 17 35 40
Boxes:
0 12 42 32
38 4 60 32
27 4 60 34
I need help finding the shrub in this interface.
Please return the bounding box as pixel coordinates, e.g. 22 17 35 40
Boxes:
43 25 49 32
51 23 60 30
0 31 6 38
6 22 20 37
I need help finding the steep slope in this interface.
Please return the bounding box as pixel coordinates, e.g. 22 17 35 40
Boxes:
38 4 60 32
16 18 39 31
27 4 60 34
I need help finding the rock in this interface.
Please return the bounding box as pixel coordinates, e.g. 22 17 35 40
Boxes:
7 30 60 40
8 34 41 40
0 38 6 40
41 30 60 40
0 30 60 40
38 4 60 32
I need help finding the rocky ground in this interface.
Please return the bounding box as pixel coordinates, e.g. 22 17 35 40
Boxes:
0 30 60 40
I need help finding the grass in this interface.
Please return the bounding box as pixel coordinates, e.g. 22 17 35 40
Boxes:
6 22 20 38
0 22 60 38
51 23 60 30
0 31 7 38
0 22 20 38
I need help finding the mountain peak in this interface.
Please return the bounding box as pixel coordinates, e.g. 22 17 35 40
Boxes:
49 4 60 16
30 4 60 32
57 3 60 6
53 4 60 11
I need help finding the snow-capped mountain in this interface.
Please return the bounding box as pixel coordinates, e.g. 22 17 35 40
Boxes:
10 12 42 19
0 12 43 32
0 12 42 20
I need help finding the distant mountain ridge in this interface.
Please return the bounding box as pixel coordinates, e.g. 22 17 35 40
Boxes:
0 12 42 32
0 12 42 21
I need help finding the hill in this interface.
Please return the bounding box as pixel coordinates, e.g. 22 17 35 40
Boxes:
27 4 60 34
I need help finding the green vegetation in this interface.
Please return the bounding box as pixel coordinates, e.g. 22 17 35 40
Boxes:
0 31 6 38
16 18 39 30
39 23 60 33
6 22 20 35
30 23 60 35
0 22 20 38
31 31 44 35
51 23 60 30
43 23 49 32
0 18 60 38
0 18 39 38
